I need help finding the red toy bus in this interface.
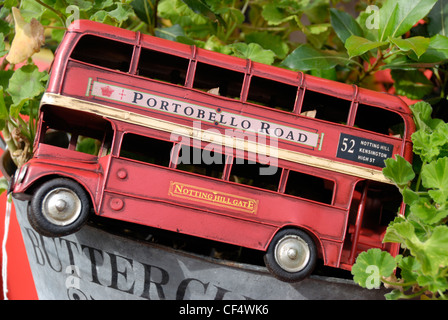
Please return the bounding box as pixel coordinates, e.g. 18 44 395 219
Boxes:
11 20 415 282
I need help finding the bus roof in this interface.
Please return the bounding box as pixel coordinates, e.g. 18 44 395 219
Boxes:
67 20 412 116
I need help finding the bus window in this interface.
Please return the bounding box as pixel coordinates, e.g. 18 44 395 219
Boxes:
120 133 173 167
43 129 69 149
348 181 401 232
176 145 226 179
138 48 189 86
247 76 297 112
300 90 351 124
70 35 134 72
230 158 281 192
193 62 244 99
41 106 113 157
284 170 334 205
355 104 404 137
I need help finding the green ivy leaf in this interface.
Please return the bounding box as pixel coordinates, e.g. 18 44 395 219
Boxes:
330 8 364 44
390 36 430 58
427 0 448 37
6 64 48 118
417 274 448 293
0 86 8 121
383 216 410 243
1 0 19 10
385 289 407 300
345 35 387 58
386 219 421 244
388 221 448 276
131 0 158 25
108 3 133 23
261 2 295 26
90 10 115 24
245 32 289 60
383 155 415 189
158 0 209 36
391 69 434 100
410 101 437 131
352 248 396 289
0 33 7 57
413 34 448 64
228 42 275 65
202 35 231 54
419 226 448 275
421 157 448 204
181 0 226 27
0 70 14 91
155 24 186 41
19 0 46 21
66 0 93 11
398 256 420 284
0 177 8 195
76 137 100 155
402 186 419 205
378 0 438 42
411 124 448 163
310 68 337 81
410 199 448 224
92 0 115 11
282 44 350 70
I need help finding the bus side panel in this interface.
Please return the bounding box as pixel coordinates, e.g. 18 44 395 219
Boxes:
100 192 278 250
100 157 348 255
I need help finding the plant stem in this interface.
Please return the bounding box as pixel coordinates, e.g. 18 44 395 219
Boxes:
0 59 8 71
415 162 425 192
241 0 250 15
358 49 383 84
402 289 427 299
438 290 447 300
381 277 417 288
2 122 19 166
43 25 67 30
34 0 67 27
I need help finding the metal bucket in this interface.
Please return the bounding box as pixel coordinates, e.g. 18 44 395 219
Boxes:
12 199 389 300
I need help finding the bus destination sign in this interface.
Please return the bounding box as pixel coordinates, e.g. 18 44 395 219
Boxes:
88 80 321 149
336 133 393 168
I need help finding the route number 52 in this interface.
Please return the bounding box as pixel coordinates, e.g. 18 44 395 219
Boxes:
340 137 355 154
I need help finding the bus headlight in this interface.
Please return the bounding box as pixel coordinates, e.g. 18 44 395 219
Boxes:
16 164 29 184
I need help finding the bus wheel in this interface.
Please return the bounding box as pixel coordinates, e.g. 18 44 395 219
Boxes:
264 229 317 282
28 178 90 237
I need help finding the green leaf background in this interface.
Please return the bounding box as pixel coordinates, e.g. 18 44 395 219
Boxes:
2 0 448 300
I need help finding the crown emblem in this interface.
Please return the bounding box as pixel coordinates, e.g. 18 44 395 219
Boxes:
101 86 114 97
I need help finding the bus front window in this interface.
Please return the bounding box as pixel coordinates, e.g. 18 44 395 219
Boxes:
40 106 113 157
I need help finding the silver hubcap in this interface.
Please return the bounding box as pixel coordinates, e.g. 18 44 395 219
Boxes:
274 235 310 272
41 187 82 226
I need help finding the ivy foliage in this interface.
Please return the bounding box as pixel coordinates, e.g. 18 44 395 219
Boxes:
1 0 448 299
352 102 448 300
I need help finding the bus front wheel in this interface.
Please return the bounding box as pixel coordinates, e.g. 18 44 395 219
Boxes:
264 228 317 282
28 178 91 237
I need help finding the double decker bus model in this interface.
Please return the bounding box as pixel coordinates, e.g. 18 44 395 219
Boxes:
11 20 415 282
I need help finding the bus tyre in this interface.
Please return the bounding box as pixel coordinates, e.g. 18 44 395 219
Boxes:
264 229 317 282
28 178 91 237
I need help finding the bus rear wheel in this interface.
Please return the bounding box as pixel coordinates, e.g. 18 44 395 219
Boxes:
264 228 317 282
28 178 91 237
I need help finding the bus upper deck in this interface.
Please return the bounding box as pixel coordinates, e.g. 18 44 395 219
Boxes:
43 20 415 184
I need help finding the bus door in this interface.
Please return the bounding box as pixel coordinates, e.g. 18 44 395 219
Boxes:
344 180 402 265
100 129 175 217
